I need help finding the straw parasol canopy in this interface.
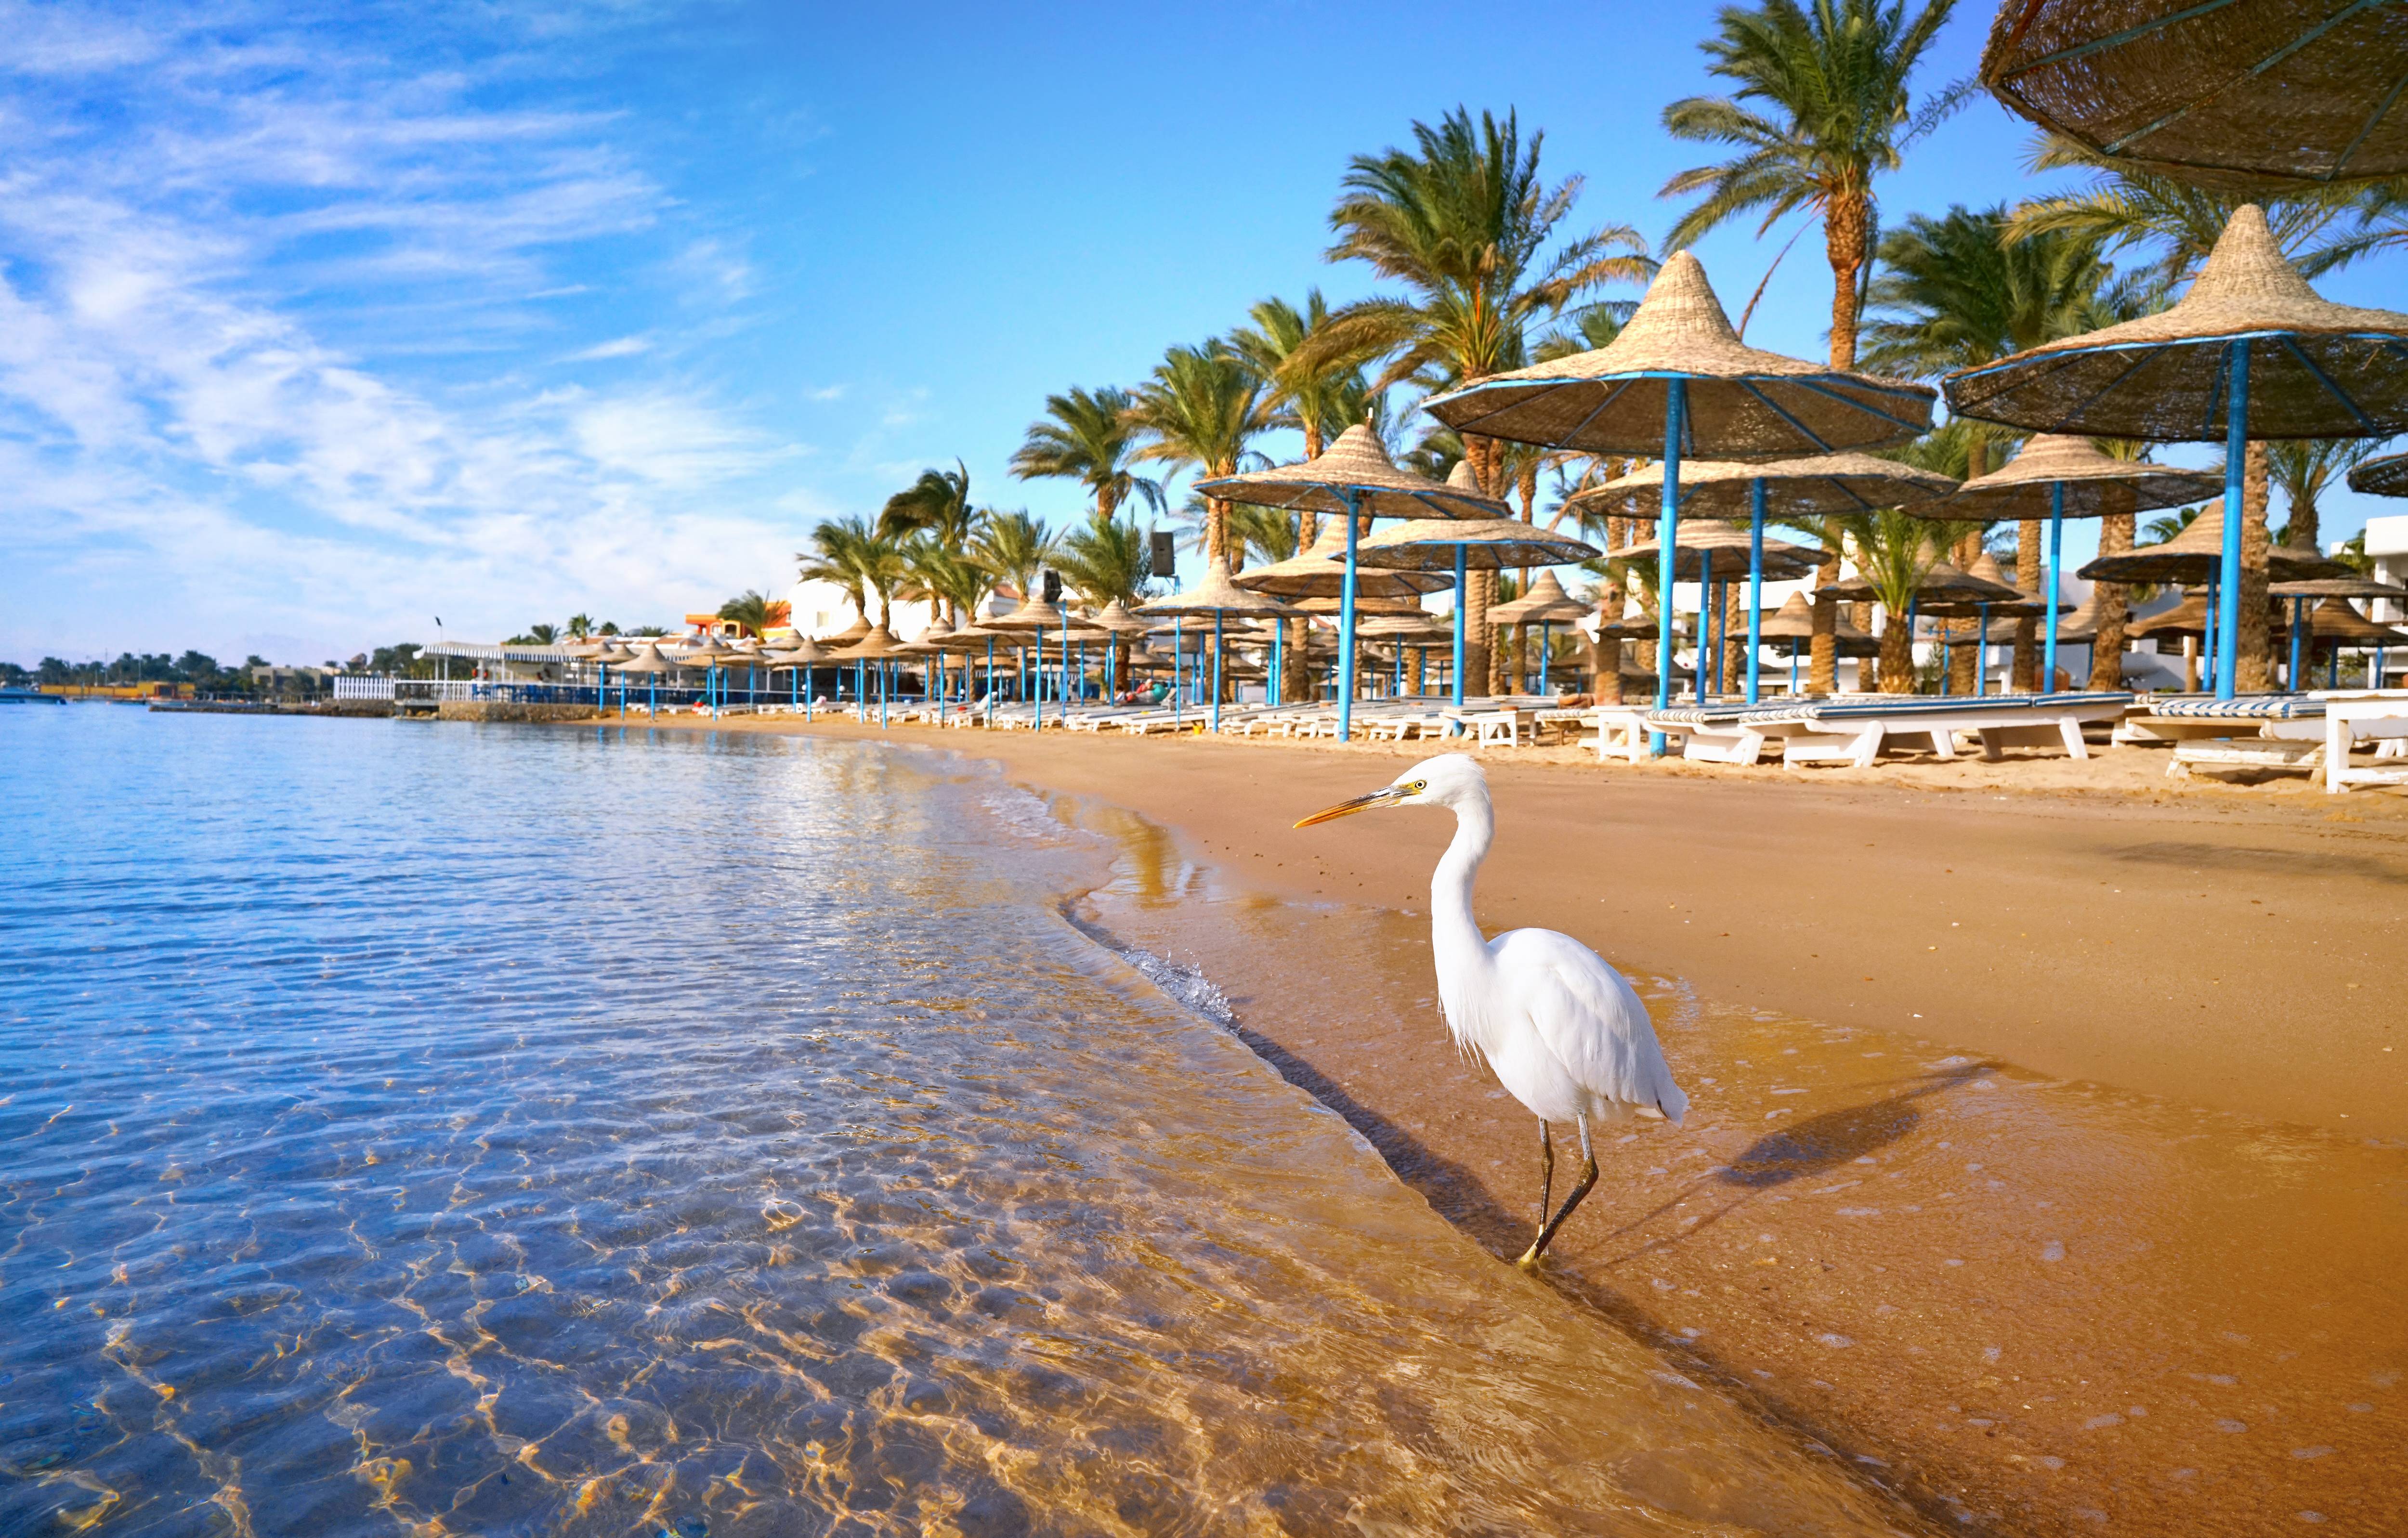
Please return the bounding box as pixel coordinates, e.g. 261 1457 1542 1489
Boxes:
1352 516 1600 572
672 639 735 666
821 614 873 645
760 636 829 667
895 613 955 655
1086 599 1155 635
1570 451 1958 519
2133 592 2212 641
2348 450 2408 498
2270 575 2408 602
561 637 611 659
1819 558 2026 606
1930 434 2223 521
1920 551 2051 618
2079 500 2350 584
1195 423 1503 521
613 642 678 675
1612 519 1822 581
1979 0 2408 187
1231 522 1452 597
1488 570 1591 626
1287 593 1432 616
829 625 909 660
1595 610 1691 641
1421 252 1936 457
2304 596 2407 643
2044 587 2122 643
1136 562 1299 619
979 593 1106 634
1757 593 1879 655
1358 613 1453 641
1946 206 2408 439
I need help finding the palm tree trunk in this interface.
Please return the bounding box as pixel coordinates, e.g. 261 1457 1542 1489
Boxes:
2014 519 2041 690
1463 434 1500 692
1853 600 1878 691
2089 513 2134 691
2236 442 2274 691
1809 550 1840 694
1823 186 1870 370
1879 610 1915 694
1298 422 1324 550
1944 532 1977 694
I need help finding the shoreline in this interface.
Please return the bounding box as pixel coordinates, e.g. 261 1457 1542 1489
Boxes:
587 713 2408 1535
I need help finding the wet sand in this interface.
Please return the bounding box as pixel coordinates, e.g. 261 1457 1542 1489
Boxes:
619 716 2408 1533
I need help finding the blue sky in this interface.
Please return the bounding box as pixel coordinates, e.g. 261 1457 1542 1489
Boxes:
7 0 2406 666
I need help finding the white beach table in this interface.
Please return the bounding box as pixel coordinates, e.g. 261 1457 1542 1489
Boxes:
2319 690 2408 793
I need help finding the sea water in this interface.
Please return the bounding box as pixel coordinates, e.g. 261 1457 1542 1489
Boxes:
0 707 1910 1535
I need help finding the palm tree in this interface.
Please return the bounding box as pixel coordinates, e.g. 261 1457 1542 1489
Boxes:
525 623 560 645
969 511 1060 603
1661 0 1961 369
566 613 594 639
1009 387 1163 530
1228 291 1366 464
1838 509 1944 692
880 462 983 551
1126 341 1276 573
2267 440 2379 557
1313 106 1653 687
900 536 986 627
1226 503 1302 568
798 517 881 626
717 589 782 637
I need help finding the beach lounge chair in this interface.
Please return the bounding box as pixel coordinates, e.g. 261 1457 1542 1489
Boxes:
1644 692 2134 768
2115 693 2327 746
2320 691 2408 793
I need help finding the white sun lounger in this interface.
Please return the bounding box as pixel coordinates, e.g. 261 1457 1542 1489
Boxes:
2319 691 2408 793
1641 692 2134 768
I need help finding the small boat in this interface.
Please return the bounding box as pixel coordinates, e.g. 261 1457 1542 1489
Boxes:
0 687 64 704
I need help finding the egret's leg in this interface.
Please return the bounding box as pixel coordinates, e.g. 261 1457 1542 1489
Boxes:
1534 1120 1555 1233
1517 1114 1599 1270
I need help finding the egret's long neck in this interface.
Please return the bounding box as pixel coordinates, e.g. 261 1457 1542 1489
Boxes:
1430 790 1493 966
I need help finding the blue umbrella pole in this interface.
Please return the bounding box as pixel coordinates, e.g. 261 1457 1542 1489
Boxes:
1700 548 1717 699
1337 490 1361 741
1652 379 1685 755
1211 610 1223 733
2203 579 2219 694
1453 545 1467 710
1172 617 1182 730
1978 605 1990 698
2288 598 2304 689
1747 479 1766 704
2043 481 2066 694
2215 342 2249 701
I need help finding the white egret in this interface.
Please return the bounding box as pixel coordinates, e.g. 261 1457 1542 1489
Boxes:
1296 753 1686 1269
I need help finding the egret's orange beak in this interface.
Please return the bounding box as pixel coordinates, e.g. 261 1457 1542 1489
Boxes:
1293 785 1406 828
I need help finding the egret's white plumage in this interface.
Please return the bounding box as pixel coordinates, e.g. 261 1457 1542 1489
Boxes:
1296 752 1685 1265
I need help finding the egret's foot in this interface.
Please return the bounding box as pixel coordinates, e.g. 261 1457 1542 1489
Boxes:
1515 1245 1544 1272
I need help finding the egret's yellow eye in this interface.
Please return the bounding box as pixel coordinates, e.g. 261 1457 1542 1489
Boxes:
1411 781 1426 792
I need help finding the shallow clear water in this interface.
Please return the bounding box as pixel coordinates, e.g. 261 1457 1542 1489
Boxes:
0 707 1909 1535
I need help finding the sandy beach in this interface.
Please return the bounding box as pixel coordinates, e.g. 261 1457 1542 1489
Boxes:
614 714 2408 1534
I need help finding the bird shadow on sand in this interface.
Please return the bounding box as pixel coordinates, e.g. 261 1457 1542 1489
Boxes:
1714 1061 1988 1189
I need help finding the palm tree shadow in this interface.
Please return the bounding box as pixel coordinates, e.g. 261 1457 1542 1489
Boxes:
1716 1062 1987 1188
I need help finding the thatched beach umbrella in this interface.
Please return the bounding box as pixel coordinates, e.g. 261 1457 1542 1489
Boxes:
1198 424 1497 739
1488 571 1591 698
1571 451 1956 700
760 635 829 719
829 625 909 728
1946 206 2408 697
1231 522 1451 599
2347 450 2408 498
1137 564 1296 732
613 641 678 717
1423 252 1934 734
978 595 1107 730
1926 435 2220 690
1352 470 1599 707
1757 593 1877 691
1979 0 2408 186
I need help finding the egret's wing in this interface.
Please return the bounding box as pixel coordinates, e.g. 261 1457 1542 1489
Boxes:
1491 928 1688 1125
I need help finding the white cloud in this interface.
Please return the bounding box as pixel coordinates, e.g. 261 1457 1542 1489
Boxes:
0 4 818 663
568 334 653 360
